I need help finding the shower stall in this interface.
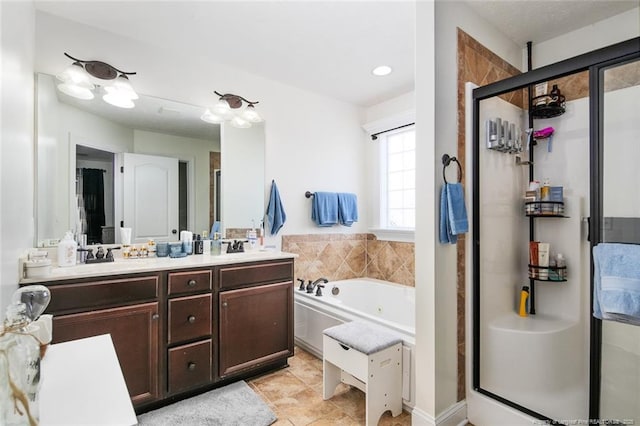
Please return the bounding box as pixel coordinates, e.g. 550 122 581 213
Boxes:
471 38 640 423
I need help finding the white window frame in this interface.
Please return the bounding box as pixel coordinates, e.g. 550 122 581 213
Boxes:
363 111 416 242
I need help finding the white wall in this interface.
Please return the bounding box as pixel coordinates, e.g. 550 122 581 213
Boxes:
34 12 367 251
0 1 35 317
413 2 522 423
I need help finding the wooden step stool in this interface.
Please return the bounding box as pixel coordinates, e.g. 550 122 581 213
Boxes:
322 321 403 425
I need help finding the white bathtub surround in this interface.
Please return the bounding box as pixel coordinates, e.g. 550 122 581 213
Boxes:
294 278 416 409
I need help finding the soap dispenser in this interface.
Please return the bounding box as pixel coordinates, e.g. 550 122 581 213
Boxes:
57 231 77 267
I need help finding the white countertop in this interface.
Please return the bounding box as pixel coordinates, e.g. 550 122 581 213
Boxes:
40 334 137 426
21 250 297 284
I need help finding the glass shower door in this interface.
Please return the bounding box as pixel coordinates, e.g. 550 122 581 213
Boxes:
599 57 640 422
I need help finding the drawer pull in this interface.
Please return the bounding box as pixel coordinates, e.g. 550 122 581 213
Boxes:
187 315 196 323
222 302 228 308
187 362 196 371
339 344 350 351
187 279 197 287
152 313 159 320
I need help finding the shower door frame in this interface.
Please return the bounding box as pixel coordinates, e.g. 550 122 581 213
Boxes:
471 37 640 421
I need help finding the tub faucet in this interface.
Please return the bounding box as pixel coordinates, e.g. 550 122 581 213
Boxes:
306 277 329 293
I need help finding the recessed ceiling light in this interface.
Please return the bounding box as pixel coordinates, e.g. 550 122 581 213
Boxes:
372 65 392 76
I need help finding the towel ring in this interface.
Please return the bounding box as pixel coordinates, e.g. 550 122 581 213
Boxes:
442 154 462 184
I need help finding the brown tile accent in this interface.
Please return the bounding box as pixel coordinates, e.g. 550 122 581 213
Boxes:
457 28 523 402
282 233 415 287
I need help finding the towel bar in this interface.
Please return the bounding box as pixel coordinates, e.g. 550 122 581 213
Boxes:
305 191 315 198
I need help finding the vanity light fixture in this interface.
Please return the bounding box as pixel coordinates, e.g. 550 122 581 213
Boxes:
201 91 263 128
56 53 139 108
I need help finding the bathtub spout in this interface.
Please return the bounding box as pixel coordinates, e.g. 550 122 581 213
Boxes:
307 277 329 293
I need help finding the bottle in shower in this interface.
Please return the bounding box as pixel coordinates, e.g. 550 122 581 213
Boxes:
519 286 530 317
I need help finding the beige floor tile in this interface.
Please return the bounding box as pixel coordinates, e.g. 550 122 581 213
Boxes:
252 370 310 402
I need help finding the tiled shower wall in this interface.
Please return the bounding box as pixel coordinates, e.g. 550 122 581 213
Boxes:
281 234 415 287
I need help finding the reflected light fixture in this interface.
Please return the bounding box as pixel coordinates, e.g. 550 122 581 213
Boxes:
56 52 139 108
201 91 262 128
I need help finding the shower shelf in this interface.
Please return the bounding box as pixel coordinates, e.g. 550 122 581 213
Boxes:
525 201 565 216
528 264 567 282
531 94 566 119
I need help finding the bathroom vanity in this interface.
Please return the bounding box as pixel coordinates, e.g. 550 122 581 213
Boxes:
20 252 295 412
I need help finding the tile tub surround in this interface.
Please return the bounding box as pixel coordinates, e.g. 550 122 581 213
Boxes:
282 234 415 287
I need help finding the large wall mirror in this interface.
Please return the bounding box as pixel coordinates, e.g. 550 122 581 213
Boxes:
35 73 265 246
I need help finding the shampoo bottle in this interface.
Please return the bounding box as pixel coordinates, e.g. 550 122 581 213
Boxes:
57 231 78 267
519 286 530 317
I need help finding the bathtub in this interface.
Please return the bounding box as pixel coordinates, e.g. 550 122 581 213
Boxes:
294 278 415 408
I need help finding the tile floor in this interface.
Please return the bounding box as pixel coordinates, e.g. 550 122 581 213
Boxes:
248 346 412 426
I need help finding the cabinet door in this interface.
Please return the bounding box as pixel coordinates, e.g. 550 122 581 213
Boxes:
53 302 160 407
219 281 293 379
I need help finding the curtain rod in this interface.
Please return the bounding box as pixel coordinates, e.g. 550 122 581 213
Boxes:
370 122 415 140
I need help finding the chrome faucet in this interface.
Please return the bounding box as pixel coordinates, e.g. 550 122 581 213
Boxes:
306 277 329 294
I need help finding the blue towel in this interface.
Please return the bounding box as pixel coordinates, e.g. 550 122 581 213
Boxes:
337 193 358 226
439 183 468 244
265 180 286 235
311 192 338 227
593 243 640 326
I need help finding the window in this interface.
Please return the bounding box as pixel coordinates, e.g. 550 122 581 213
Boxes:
379 125 415 229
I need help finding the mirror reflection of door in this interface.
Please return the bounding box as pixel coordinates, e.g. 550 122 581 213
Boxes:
76 145 115 244
123 153 179 244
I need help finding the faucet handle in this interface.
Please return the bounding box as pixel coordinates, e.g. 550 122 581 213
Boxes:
315 284 325 297
296 278 306 291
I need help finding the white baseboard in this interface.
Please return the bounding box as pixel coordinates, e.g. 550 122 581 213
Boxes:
411 400 467 426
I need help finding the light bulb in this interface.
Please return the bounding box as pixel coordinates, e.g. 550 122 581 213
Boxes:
230 115 251 129
103 92 135 109
201 109 225 124
241 105 263 123
57 83 95 100
104 75 139 100
212 99 231 117
57 62 94 88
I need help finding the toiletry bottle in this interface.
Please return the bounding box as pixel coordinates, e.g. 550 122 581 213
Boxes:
211 233 221 256
247 222 257 249
556 253 566 280
519 286 530 317
540 178 550 201
193 234 203 255
202 230 210 255
548 84 561 107
57 231 78 267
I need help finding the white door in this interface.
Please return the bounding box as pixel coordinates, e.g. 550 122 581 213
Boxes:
123 153 178 244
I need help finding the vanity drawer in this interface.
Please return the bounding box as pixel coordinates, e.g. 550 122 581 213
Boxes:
46 275 159 314
218 260 293 290
168 294 212 345
168 339 212 394
168 270 212 296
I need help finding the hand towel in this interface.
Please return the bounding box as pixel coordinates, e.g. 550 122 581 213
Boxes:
337 193 358 226
439 183 468 244
266 180 286 235
593 243 640 326
439 185 456 244
311 192 338 227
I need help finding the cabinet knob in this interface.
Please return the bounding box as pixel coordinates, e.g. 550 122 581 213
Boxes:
187 362 196 371
187 279 197 287
222 301 228 308
152 313 159 320
188 315 196 323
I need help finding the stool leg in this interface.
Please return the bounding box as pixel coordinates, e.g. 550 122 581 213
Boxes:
323 359 341 400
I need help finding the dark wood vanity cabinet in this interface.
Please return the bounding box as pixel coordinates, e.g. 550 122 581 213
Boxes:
166 269 214 395
217 260 294 380
27 256 294 412
44 274 162 407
